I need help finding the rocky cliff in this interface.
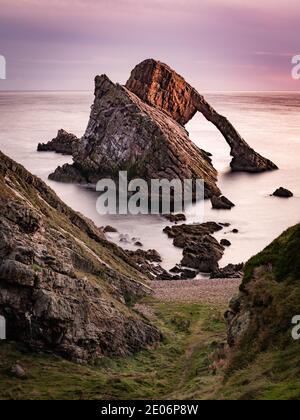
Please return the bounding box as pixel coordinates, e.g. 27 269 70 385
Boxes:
0 151 161 363
126 59 278 173
38 129 79 155
50 74 220 198
225 223 300 370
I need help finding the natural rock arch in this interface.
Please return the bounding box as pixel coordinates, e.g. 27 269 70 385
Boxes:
126 59 278 173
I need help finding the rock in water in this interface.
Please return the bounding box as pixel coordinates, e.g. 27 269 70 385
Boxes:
0 150 161 363
50 74 220 199
210 263 244 279
126 59 278 173
220 239 232 247
211 196 235 210
272 187 293 198
164 214 187 223
37 129 79 155
103 225 118 233
163 223 225 273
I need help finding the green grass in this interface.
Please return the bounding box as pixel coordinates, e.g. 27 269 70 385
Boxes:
244 224 300 284
1 298 299 400
0 302 226 400
215 343 300 400
217 223 300 400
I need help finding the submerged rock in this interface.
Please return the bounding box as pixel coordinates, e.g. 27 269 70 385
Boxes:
50 73 220 199
126 59 278 173
103 225 118 233
0 150 161 363
220 239 232 247
38 129 79 155
134 241 143 247
272 187 293 198
211 196 235 210
164 214 187 224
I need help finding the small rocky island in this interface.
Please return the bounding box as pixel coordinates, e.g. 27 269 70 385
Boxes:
38 129 79 155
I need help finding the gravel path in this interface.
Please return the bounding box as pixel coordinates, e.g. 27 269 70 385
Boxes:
151 278 241 305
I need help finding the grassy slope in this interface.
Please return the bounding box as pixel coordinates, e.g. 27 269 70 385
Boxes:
0 149 299 400
218 224 300 400
0 301 225 400
0 294 299 400
1 225 300 400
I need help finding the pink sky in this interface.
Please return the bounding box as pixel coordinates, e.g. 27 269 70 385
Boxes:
0 0 299 91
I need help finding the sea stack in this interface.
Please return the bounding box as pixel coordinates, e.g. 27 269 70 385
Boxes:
126 59 278 173
50 73 220 198
49 59 278 197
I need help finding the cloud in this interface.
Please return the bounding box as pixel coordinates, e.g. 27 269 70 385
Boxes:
253 52 296 58
0 0 298 90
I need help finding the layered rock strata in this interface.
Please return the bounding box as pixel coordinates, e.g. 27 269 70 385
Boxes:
0 151 161 363
50 74 220 199
126 59 278 173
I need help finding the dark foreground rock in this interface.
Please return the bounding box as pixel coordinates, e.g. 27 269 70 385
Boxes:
210 263 244 279
164 214 187 224
37 129 79 155
50 73 220 199
126 249 178 281
272 187 293 198
126 59 278 173
163 223 225 273
103 225 118 233
0 151 161 363
220 239 232 247
169 265 198 280
211 196 235 210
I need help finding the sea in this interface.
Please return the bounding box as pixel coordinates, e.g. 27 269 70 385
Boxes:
0 91 299 275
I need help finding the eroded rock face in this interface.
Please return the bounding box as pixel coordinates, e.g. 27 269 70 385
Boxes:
50 74 220 198
0 151 161 363
38 129 79 155
126 59 278 173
